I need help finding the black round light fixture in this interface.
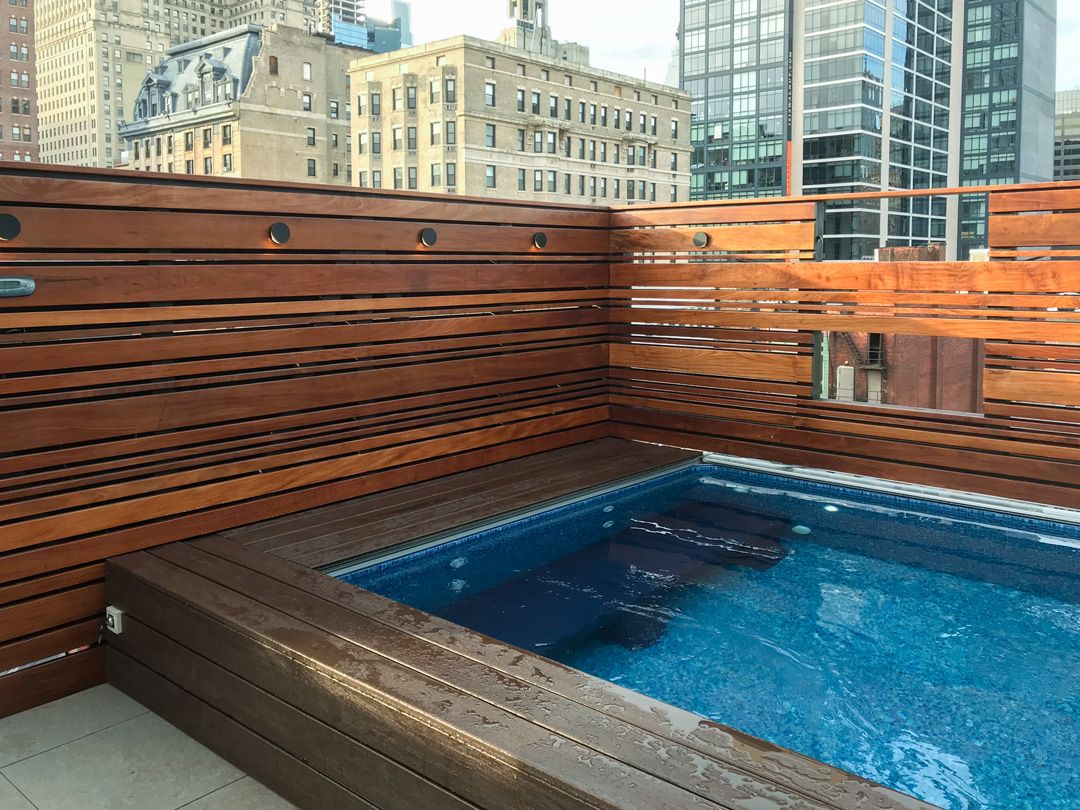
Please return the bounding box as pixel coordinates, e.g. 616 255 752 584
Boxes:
269 222 291 245
0 213 21 242
532 232 548 249
692 231 710 248
420 227 438 247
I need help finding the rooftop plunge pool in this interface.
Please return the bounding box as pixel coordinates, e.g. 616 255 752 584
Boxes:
338 464 1080 809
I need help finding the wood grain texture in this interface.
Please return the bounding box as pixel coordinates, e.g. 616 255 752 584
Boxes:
3 165 1078 716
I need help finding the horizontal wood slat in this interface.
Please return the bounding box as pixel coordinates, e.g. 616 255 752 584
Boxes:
3 165 1078 719
0 166 613 712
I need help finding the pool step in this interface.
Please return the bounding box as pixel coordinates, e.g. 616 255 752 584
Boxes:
441 506 790 654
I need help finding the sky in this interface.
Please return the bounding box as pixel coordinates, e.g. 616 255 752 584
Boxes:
367 0 679 83
370 0 1076 92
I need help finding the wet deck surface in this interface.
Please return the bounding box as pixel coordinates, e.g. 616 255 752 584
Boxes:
221 437 702 569
105 439 939 810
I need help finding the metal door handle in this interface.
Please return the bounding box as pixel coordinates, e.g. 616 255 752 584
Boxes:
0 277 35 297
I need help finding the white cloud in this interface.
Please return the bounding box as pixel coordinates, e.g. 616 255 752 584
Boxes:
367 0 680 87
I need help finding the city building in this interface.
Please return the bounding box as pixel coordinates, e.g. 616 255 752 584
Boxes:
957 0 1056 258
679 0 969 259
1054 89 1080 181
35 0 318 168
347 1 691 203
2 0 36 162
120 25 360 184
319 0 411 53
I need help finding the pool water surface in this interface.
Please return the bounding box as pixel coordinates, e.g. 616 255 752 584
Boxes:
342 465 1080 809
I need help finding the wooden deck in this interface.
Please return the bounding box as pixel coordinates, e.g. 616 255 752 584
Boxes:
221 437 701 569
106 439 936 810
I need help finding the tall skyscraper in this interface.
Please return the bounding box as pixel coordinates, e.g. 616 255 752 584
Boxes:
678 0 1057 260
35 0 316 168
2 0 37 162
957 0 1055 258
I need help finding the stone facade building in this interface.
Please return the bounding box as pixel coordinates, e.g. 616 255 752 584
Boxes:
2 0 36 162
347 2 690 203
35 0 318 167
120 24 360 185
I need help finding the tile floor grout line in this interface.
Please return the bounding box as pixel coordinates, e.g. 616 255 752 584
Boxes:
172 774 249 810
0 706 152 771
1 772 39 810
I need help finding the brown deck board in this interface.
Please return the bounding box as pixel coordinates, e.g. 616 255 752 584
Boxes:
222 438 701 568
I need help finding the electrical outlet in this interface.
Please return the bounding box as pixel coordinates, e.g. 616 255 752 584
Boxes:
105 605 124 634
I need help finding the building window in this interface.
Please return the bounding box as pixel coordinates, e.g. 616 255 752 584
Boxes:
185 159 193 174
534 169 543 192
393 167 403 188
372 132 381 154
485 123 496 148
392 88 401 111
307 159 316 177
407 126 417 150
670 152 677 170
406 85 416 110
371 92 381 115
516 88 525 112
446 121 456 144
589 104 597 125
269 56 278 75
518 168 526 190
330 100 339 119
445 78 456 103
550 94 558 117
541 69 549 81
392 127 402 150
547 132 556 154
670 184 678 202
548 170 557 192
430 122 441 145
302 62 311 81
578 101 586 122
184 131 193 150
302 93 312 112
222 125 232 145
306 127 315 146
372 169 382 188
486 164 496 188
223 153 233 172
534 131 543 153
671 119 678 139
517 128 525 151
517 63 526 76
485 55 495 69
446 161 456 186
356 93 366 115
408 166 417 190
531 91 540 114
431 162 442 186
202 127 212 147
430 79 441 103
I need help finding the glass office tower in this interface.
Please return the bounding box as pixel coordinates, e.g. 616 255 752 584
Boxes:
680 0 791 200
680 0 965 259
957 0 1055 258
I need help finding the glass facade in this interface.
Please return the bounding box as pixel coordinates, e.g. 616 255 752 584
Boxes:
680 0 957 260
803 0 954 260
1054 90 1080 182
680 0 791 200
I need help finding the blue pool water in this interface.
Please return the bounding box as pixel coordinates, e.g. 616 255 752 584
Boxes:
341 465 1080 809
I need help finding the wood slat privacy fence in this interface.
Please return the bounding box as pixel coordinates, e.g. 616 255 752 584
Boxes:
2 164 1079 717
0 165 611 715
